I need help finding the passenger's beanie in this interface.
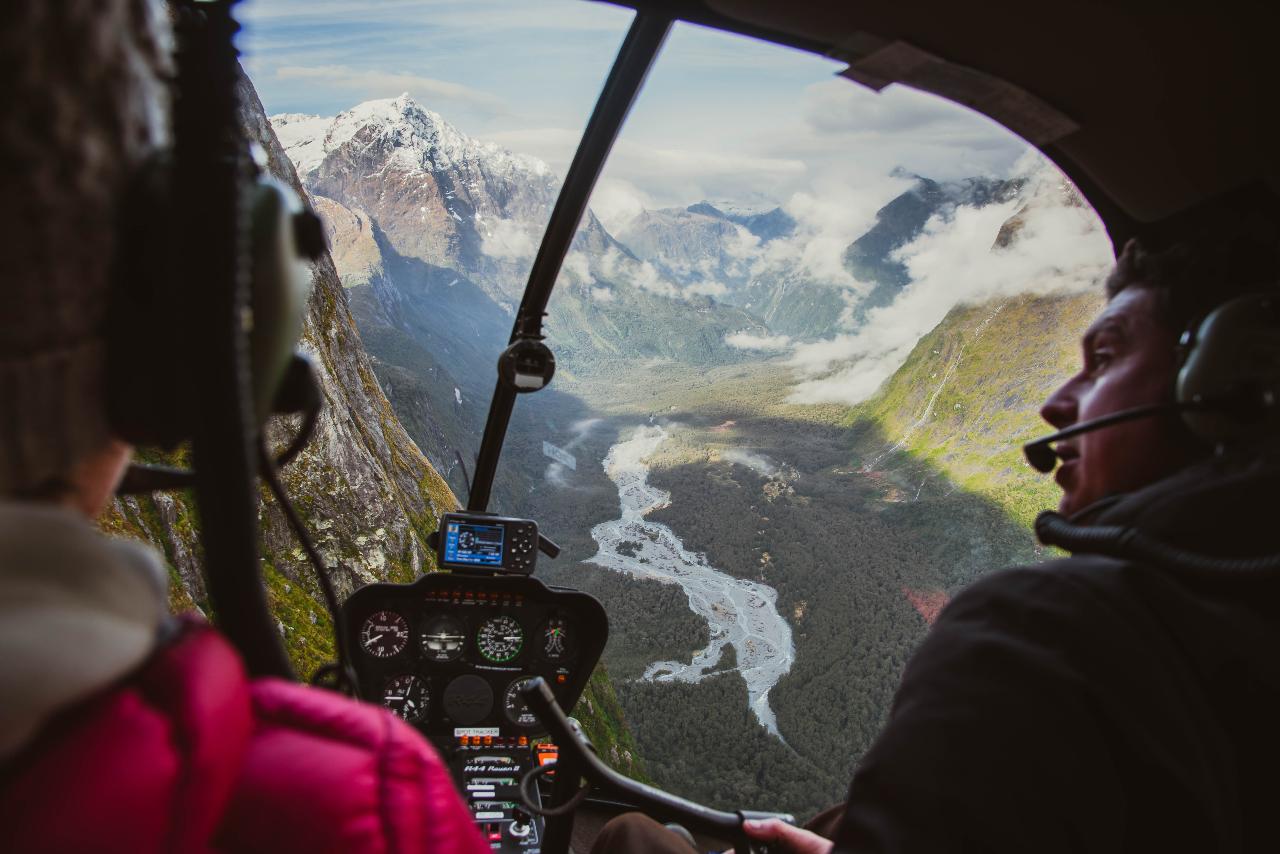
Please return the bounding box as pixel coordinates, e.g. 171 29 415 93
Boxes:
0 1 171 494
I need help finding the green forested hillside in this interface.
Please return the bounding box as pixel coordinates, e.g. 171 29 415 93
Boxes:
848 290 1102 527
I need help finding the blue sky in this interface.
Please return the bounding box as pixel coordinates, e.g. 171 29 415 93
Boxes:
238 0 1031 225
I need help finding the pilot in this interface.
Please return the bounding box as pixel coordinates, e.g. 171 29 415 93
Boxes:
592 228 1280 853
0 3 486 851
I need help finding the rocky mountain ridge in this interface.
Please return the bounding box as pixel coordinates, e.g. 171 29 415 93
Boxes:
275 95 558 305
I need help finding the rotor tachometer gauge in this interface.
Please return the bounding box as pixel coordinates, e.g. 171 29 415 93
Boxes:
540 616 575 661
382 674 429 724
476 615 524 663
360 610 410 658
503 677 540 728
420 614 467 663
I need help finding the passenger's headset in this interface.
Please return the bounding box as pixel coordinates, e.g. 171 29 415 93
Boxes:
106 162 323 459
1023 292 1280 474
102 0 353 686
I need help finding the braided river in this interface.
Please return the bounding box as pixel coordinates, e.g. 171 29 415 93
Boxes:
586 425 794 738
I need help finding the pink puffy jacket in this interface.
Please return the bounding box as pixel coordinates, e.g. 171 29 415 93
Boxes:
0 618 488 854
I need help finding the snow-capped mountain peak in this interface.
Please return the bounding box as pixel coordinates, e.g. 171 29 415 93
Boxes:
271 93 551 181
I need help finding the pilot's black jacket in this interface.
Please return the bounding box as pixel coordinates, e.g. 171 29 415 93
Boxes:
834 445 1279 853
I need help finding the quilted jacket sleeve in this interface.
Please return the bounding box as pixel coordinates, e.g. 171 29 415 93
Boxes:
217 678 487 854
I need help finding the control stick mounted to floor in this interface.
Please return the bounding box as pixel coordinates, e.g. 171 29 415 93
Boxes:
518 678 795 854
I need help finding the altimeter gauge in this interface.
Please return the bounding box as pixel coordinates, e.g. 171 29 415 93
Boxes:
503 677 539 728
360 610 410 658
382 674 429 723
420 614 467 663
540 616 574 661
476 615 524 663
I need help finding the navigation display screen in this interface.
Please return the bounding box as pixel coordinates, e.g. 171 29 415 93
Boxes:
443 522 505 566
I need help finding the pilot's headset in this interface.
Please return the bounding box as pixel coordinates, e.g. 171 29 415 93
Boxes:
1034 290 1280 572
1177 292 1280 446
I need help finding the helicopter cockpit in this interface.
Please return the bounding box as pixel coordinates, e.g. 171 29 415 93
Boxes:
25 0 1276 852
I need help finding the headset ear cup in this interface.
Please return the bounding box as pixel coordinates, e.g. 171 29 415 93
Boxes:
1177 293 1280 443
106 156 192 446
247 179 320 425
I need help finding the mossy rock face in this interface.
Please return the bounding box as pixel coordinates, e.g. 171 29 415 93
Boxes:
262 561 335 680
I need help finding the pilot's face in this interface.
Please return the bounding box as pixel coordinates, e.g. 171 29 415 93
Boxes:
1039 286 1199 516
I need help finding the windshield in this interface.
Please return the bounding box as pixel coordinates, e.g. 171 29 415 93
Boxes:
506 19 1111 815
240 0 635 500
241 2 1111 818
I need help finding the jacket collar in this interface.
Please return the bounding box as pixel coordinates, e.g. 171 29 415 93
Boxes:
1090 441 1280 558
0 501 168 759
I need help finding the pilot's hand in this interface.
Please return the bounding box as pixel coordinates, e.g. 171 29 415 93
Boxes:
735 818 833 854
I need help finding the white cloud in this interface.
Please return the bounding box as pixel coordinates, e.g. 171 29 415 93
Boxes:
275 64 506 112
685 279 729 298
787 156 1113 405
481 217 537 261
586 178 655 234
560 251 592 284
722 449 778 477
589 286 615 302
722 224 762 261
588 139 807 215
726 332 793 351
746 174 912 292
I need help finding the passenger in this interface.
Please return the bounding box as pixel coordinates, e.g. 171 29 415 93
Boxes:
0 3 485 852
592 233 1279 853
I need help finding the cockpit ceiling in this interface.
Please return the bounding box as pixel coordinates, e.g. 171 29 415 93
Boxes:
613 0 1279 247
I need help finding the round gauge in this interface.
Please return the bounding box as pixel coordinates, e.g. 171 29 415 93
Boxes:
420 614 467 663
360 611 410 658
476 615 524 663
540 616 575 661
503 677 539 728
443 675 493 725
382 674 429 723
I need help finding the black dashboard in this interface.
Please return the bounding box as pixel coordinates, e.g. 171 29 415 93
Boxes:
343 571 607 743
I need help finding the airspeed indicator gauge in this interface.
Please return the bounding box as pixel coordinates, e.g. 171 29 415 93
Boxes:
476 615 524 663
382 674 429 724
360 610 409 658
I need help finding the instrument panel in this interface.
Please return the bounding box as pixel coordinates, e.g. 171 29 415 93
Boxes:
342 572 607 740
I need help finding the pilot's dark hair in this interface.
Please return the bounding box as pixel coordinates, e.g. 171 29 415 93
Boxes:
1106 227 1280 339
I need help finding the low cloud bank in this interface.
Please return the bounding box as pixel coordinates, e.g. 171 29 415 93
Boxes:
726 332 793 351
787 155 1113 406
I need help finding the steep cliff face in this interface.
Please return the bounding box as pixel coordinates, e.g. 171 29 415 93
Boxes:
101 74 458 679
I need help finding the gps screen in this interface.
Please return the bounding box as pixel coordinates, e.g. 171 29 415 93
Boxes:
443 522 505 566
